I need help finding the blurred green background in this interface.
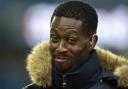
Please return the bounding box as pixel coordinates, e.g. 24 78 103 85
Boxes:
0 0 128 89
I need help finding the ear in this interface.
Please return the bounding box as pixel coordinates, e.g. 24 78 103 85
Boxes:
89 34 98 49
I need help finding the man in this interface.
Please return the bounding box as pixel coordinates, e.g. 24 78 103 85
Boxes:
23 1 128 89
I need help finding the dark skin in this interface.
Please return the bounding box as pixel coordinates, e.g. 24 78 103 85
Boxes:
49 16 98 73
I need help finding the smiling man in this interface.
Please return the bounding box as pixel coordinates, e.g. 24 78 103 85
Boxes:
23 1 128 89
50 17 93 73
49 1 117 89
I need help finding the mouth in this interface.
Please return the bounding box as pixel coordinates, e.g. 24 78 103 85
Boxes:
55 56 69 63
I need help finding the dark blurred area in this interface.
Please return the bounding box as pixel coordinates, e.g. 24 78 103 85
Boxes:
0 0 128 89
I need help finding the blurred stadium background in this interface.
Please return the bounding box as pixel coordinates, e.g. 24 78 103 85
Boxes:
0 0 128 89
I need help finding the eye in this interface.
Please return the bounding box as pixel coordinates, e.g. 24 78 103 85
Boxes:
68 37 77 44
50 35 58 43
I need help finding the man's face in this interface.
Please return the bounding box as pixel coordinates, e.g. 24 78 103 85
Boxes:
50 16 92 72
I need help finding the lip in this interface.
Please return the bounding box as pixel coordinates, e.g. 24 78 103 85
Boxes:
55 56 69 63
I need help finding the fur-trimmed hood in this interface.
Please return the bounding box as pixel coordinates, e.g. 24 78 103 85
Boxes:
26 41 128 88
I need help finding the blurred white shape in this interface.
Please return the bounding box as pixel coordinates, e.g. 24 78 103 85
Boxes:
23 3 55 47
97 5 128 50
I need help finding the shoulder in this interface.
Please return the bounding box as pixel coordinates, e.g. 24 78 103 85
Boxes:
90 68 118 89
89 67 118 89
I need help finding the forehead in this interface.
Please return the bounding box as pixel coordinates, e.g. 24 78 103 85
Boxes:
51 16 83 31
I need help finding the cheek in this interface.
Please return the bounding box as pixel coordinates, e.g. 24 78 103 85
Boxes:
49 43 58 55
80 43 90 52
69 45 84 55
49 42 57 50
70 43 90 57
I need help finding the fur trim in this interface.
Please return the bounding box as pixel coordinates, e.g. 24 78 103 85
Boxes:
27 41 51 86
26 41 128 88
95 47 128 87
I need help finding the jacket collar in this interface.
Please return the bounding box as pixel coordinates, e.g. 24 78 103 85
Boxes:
26 41 128 88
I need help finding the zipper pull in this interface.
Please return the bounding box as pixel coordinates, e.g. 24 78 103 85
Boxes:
62 74 67 88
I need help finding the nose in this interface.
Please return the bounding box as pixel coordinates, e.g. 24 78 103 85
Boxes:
56 40 67 54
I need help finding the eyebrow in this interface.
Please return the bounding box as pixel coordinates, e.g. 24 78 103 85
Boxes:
50 27 79 35
65 29 78 34
69 31 79 36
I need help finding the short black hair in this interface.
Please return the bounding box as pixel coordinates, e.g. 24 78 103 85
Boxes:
51 0 98 36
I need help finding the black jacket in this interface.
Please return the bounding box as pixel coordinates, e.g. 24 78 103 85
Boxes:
23 41 128 89
23 69 117 89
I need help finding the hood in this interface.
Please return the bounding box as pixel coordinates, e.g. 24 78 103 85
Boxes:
26 41 128 88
